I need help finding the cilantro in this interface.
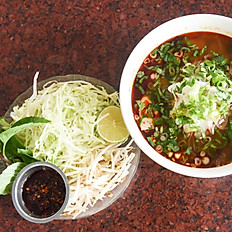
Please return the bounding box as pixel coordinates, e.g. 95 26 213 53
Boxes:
175 116 194 127
148 66 164 75
136 71 148 84
214 55 227 66
227 118 232 141
147 104 154 118
137 71 145 79
167 139 179 152
199 45 207 56
184 37 198 50
136 100 146 111
154 118 163 125
186 146 192 155
151 48 158 56
193 50 199 57
139 75 149 84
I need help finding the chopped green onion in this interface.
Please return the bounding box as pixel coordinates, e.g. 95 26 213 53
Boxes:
147 137 156 147
135 83 145 94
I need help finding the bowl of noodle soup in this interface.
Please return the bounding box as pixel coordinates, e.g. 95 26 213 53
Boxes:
120 14 232 178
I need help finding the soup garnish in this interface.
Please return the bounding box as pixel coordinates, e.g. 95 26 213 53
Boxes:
132 32 232 168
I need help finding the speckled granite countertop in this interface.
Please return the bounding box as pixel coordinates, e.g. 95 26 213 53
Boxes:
0 0 232 231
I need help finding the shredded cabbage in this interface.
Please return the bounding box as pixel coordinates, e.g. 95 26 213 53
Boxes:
10 74 135 218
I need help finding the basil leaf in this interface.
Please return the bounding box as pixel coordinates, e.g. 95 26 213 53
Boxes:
0 162 26 195
0 117 50 157
0 133 37 163
16 148 38 163
12 116 50 127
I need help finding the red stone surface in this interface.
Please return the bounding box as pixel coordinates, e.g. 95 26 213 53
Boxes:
0 0 232 231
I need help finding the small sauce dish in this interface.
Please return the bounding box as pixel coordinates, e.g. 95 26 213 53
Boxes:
11 162 69 223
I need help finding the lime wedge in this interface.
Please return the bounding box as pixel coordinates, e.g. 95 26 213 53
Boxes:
97 106 129 143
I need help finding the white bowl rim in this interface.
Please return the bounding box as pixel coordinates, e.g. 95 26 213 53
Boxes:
119 14 232 178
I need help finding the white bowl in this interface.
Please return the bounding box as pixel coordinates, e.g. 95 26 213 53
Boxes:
119 14 232 178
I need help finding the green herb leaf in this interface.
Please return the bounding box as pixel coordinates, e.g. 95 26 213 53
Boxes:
148 66 164 75
227 118 232 141
199 45 207 56
136 71 145 79
167 139 179 152
0 117 50 157
0 162 26 195
147 137 156 147
136 100 146 111
11 116 50 128
135 83 145 94
136 71 149 84
0 133 38 163
186 146 192 155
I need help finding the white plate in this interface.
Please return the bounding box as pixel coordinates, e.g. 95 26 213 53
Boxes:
5 74 140 219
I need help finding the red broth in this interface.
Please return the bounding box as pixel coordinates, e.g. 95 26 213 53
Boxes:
132 32 232 168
